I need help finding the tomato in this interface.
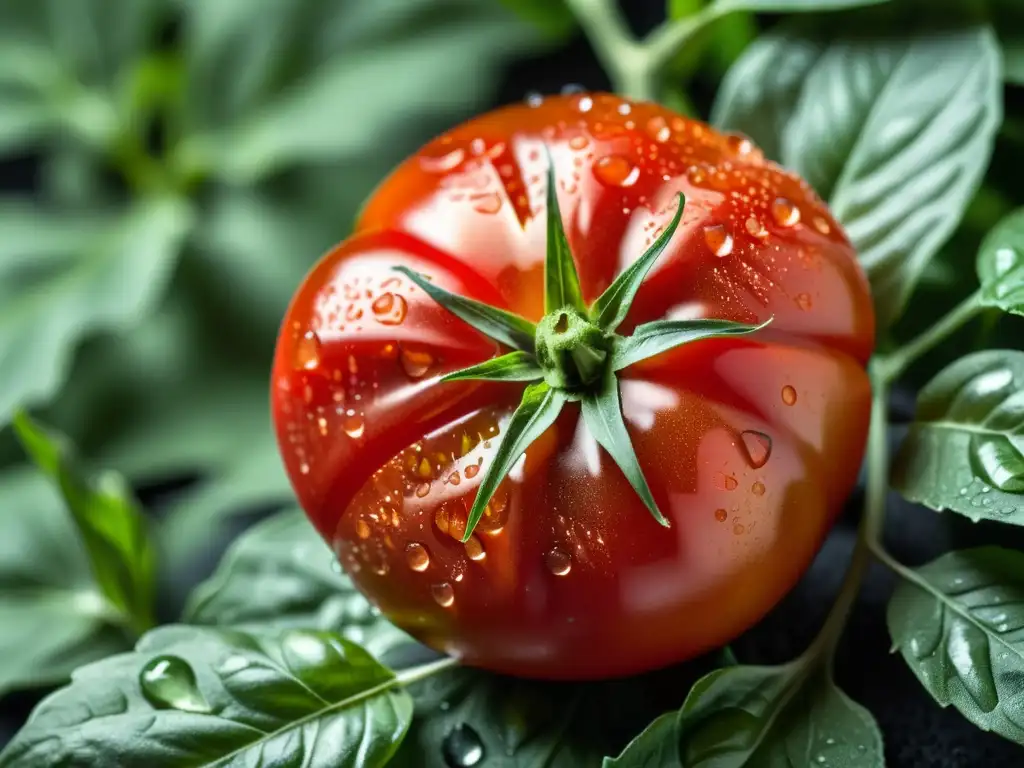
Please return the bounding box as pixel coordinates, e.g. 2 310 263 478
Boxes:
271 93 874 680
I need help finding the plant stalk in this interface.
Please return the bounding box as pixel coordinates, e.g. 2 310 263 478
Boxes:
562 0 652 100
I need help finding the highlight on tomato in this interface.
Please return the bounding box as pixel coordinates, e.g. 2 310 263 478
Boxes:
271 92 875 680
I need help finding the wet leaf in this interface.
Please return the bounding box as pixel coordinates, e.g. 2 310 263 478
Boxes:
888 547 1024 743
977 208 1024 316
893 350 1024 523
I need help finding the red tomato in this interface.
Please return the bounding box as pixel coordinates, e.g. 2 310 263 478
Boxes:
271 93 874 679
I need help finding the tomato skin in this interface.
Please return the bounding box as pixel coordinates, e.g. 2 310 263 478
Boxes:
271 94 874 679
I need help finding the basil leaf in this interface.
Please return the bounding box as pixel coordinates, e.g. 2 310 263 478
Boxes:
443 351 544 383
0 626 414 767
888 547 1024 743
977 208 1024 316
611 318 768 372
590 194 685 333
789 26 1001 330
185 508 414 664
463 382 566 541
0 197 193 426
611 663 883 766
602 711 680 767
13 413 156 633
893 350 1024 523
712 28 824 162
395 266 537 353
581 372 668 527
0 467 128 697
544 155 587 315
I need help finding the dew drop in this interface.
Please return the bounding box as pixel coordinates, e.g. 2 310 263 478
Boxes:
299 462 310 475
420 147 465 174
752 481 766 496
569 134 589 150
415 482 431 498
725 133 754 156
465 464 480 479
343 413 365 439
795 293 813 311
645 116 671 143
745 216 768 239
464 535 486 561
295 331 322 370
432 582 455 607
448 471 461 486
442 723 485 767
781 385 797 406
525 91 543 108
771 197 801 227
357 519 371 539
575 95 593 113
545 547 572 576
406 542 430 572
813 216 831 235
471 192 502 214
139 656 211 714
703 224 734 257
739 430 773 469
372 292 408 325
593 155 640 188
401 347 434 379
714 508 728 523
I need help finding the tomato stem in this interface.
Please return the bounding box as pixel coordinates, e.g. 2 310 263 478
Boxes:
535 307 611 390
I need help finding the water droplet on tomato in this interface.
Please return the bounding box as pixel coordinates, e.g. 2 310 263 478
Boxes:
716 472 738 491
471 192 502 214
415 482 431 498
432 582 455 607
464 535 486 561
139 656 211 714
295 331 321 370
781 385 797 406
545 547 572 576
406 542 430 572
593 155 640 188
771 197 800 227
687 165 708 185
465 464 480 479
356 519 371 539
646 116 671 143
569 134 589 150
442 723 485 767
725 134 754 156
343 414 365 439
299 462 310 475
448 471 461 486
745 216 768 239
795 293 813 311
714 508 728 523
733 522 746 535
752 481 766 496
575 95 593 113
372 292 408 325
739 430 772 469
420 147 465 173
703 224 734 257
813 216 831 235
401 347 434 378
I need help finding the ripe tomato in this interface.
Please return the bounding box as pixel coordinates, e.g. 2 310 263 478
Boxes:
271 93 874 680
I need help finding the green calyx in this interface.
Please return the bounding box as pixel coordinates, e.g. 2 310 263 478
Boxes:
534 307 610 390
396 158 771 542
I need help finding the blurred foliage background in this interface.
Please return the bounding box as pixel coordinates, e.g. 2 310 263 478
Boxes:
1 0 1024 758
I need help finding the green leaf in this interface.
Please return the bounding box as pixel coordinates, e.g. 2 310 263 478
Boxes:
13 413 156 632
463 382 566 541
0 203 107 285
715 0 889 9
712 28 825 162
977 208 1024 316
893 350 1024 523
611 318 768 372
1006 38 1024 85
602 711 681 767
794 27 1000 329
185 508 413 663
0 467 128 697
182 1 541 182
581 372 668 527
591 194 685 332
499 0 575 38
544 156 587 315
0 625 415 767
442 351 544 383
0 196 193 426
394 266 537 352
612 662 883 766
888 547 1024 743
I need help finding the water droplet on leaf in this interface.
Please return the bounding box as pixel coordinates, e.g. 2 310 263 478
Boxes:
139 656 211 714
442 723 485 767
